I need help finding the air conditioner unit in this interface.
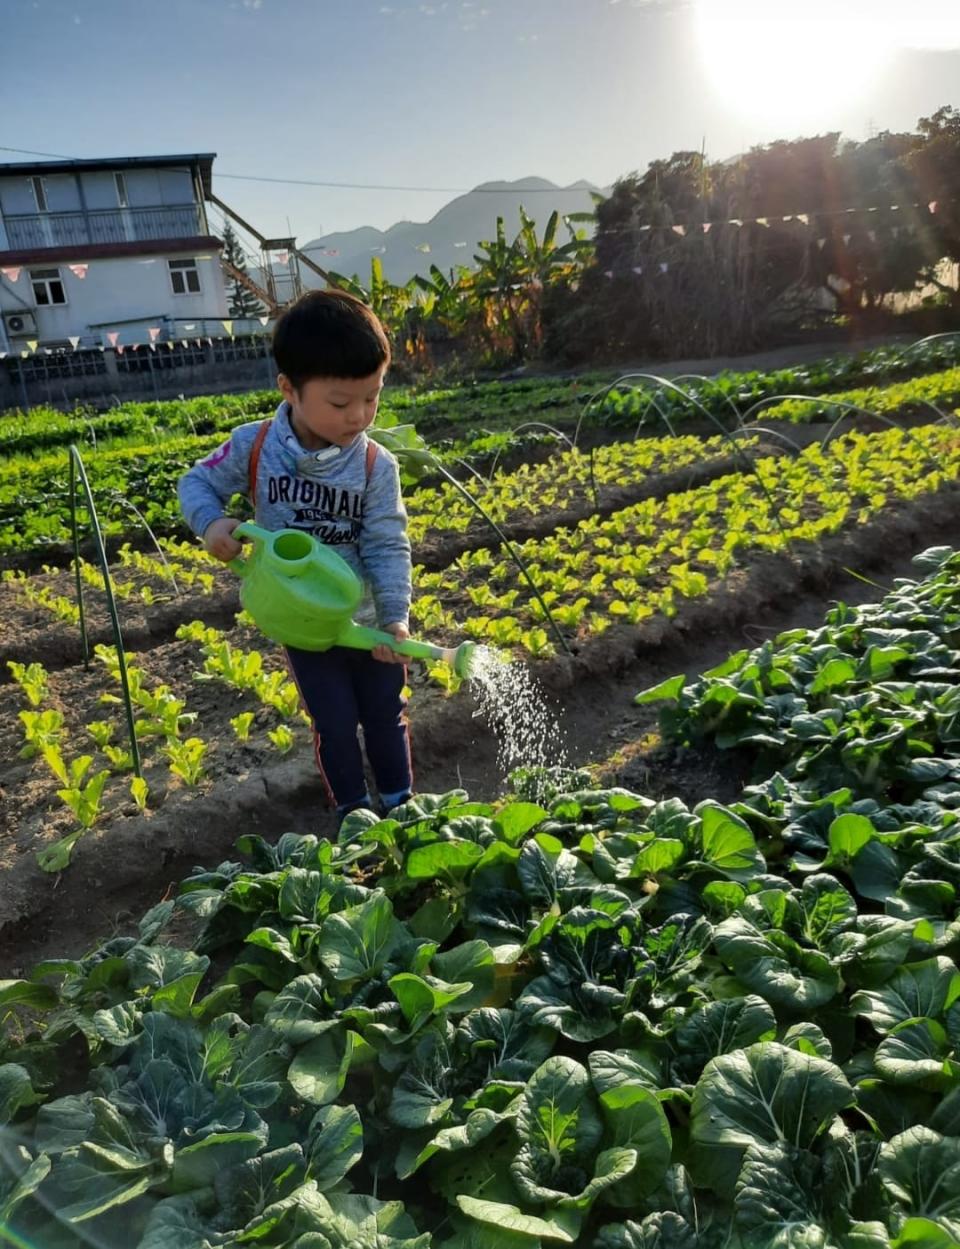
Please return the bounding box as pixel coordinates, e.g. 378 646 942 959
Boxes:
3 310 37 337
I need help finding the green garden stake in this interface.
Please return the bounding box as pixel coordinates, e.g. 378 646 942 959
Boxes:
230 522 477 678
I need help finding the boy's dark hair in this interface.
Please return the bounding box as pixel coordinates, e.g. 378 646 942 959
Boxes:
272 289 391 390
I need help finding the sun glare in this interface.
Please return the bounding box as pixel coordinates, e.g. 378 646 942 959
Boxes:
692 0 895 129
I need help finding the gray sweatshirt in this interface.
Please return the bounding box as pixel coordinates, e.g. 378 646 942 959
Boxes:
178 400 411 628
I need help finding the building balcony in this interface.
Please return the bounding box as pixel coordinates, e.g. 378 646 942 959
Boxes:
2 204 206 251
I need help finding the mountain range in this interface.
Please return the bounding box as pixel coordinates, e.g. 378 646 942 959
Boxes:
293 176 606 288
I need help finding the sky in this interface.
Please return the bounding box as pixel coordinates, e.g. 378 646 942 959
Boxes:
3 0 959 244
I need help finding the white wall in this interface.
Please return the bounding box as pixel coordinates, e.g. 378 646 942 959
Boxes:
0 251 228 344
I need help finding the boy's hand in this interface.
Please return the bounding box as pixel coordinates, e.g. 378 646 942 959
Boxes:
372 622 409 664
203 517 245 563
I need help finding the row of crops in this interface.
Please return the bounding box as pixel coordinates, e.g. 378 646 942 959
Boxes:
4 332 960 459
2 360 960 562
2 547 960 1247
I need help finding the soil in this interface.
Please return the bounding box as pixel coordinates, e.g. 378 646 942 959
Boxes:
2 469 959 976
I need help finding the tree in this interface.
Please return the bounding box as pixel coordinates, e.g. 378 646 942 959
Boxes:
221 221 268 319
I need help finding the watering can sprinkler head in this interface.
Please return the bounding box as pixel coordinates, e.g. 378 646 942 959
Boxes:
435 640 478 680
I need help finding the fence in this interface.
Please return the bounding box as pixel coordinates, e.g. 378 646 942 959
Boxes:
0 333 277 412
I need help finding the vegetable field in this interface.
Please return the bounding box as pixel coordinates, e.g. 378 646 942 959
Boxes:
2 337 960 1248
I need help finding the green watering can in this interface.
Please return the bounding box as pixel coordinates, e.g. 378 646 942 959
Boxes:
230 522 476 678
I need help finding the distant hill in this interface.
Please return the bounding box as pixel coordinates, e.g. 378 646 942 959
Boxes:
294 177 606 288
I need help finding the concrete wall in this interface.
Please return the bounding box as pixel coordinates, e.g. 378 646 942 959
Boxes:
0 252 228 346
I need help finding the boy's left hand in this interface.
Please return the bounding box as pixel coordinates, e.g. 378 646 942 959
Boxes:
372 622 409 664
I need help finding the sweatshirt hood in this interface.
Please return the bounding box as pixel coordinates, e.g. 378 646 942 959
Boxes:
274 401 367 482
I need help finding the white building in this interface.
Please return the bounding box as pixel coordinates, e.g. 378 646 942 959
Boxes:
0 154 238 353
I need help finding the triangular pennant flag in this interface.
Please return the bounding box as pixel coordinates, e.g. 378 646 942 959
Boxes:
604 270 614 279
454 241 468 248
166 340 176 350
867 230 877 243
817 238 827 249
671 224 686 236
195 338 203 348
21 350 29 358
182 340 190 348
116 345 125 355
414 243 431 253
184 323 196 330
782 215 794 223
796 213 809 225
0 352 5 360
632 265 644 274
68 336 80 349
659 262 669 274
107 331 119 347
842 234 852 246
1 266 22 281
68 263 88 278
322 248 339 256
258 315 270 326
929 201 938 214
149 343 156 352
148 326 161 341
43 348 52 355
639 225 652 232
27 339 37 351
222 320 234 337
702 222 712 233
756 217 770 227
729 219 743 228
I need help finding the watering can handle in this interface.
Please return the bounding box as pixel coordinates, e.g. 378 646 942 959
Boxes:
229 521 269 576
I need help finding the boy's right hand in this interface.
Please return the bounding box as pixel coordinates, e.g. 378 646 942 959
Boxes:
203 517 245 562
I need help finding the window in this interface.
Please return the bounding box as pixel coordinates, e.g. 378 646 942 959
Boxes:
30 268 67 306
114 172 128 207
30 176 47 212
168 258 201 295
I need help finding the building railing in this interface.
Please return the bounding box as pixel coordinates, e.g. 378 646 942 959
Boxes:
2 204 206 250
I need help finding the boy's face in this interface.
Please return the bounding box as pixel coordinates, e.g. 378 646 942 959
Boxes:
278 365 387 450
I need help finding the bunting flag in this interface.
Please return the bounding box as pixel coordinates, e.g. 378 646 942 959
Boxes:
166 341 176 350
659 262 669 274
107 331 120 347
258 315 270 325
27 339 38 351
184 323 196 330
222 320 234 337
182 340 190 348
116 345 125 355
632 265 644 275
1 267 22 281
817 238 828 249
148 326 161 342
756 217 770 227
68 264 88 279
929 201 938 214
702 223 712 233
321 248 339 256
454 241 468 248
604 270 614 279
275 251 289 264
68 336 80 349
0 352 6 360
671 224 686 236
843 234 852 246
796 214 810 225
730 219 743 228
414 243 431 253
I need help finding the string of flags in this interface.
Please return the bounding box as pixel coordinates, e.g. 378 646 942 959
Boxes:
595 199 942 240
0 314 275 360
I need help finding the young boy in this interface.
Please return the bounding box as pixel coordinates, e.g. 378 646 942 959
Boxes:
178 289 413 823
